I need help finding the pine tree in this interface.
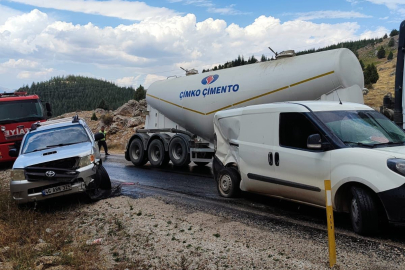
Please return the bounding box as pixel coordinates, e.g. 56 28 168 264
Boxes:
383 33 388 39
260 54 268 62
134 85 146 101
91 112 98 121
390 29 399 37
97 99 109 110
388 38 395 47
387 51 394 60
377 46 386 59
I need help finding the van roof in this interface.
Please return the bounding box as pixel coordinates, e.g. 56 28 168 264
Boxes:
215 101 372 118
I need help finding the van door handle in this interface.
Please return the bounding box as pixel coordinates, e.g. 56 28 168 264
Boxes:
268 152 273 166
275 152 279 166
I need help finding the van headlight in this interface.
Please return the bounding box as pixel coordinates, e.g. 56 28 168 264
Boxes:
79 155 95 168
11 169 25 181
387 159 405 176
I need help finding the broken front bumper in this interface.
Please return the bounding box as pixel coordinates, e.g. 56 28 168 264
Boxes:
10 164 96 204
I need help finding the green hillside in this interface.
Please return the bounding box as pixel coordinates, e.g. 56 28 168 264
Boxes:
18 75 134 117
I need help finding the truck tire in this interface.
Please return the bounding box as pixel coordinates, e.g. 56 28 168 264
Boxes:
350 186 379 235
217 167 240 198
148 139 168 167
194 162 209 166
129 139 148 166
169 137 190 166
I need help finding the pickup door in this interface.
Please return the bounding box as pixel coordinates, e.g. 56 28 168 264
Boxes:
271 112 330 206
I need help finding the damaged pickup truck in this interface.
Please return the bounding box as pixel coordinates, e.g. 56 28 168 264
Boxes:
9 116 111 204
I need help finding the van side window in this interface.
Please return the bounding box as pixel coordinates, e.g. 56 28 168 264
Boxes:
279 113 320 150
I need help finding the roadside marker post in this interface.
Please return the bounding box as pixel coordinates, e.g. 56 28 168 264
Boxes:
324 180 336 268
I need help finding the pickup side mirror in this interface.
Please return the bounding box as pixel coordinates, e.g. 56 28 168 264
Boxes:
307 134 322 149
9 148 19 158
94 133 104 141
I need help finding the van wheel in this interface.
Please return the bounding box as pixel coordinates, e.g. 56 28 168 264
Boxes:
129 139 148 166
195 162 209 166
148 139 167 167
350 186 379 235
169 137 190 166
217 167 240 198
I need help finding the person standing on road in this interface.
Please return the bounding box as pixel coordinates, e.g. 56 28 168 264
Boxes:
98 126 110 155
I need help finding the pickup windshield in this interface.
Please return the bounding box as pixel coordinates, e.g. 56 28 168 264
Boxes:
0 99 44 124
22 125 90 154
315 110 405 147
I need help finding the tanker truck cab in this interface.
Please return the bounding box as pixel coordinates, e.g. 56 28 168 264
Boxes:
214 101 405 234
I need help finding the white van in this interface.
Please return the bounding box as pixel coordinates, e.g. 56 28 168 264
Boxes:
213 101 405 234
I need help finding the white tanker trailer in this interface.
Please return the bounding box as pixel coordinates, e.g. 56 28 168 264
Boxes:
124 48 365 167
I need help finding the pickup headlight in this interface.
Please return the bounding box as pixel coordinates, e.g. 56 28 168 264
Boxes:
387 159 405 176
11 169 25 181
78 155 95 168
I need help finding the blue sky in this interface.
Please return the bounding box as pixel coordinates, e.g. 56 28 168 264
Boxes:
0 0 403 90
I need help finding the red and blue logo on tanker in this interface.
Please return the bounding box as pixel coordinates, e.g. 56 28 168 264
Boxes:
201 75 219 85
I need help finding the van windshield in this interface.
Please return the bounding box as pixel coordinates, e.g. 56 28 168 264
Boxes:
315 110 405 147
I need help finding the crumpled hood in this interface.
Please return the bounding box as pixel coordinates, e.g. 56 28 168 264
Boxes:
13 142 92 169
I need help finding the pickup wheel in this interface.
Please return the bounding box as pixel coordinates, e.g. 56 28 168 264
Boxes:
169 137 190 166
129 139 148 166
96 165 111 190
217 167 240 198
148 139 168 167
350 186 379 235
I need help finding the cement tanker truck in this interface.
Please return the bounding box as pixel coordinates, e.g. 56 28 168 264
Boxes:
124 48 365 167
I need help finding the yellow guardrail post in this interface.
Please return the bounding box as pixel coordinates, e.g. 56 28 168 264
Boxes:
325 180 336 268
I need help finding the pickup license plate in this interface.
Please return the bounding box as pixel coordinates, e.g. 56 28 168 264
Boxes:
42 184 72 196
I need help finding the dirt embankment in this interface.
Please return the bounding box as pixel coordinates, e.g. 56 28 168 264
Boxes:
55 99 147 152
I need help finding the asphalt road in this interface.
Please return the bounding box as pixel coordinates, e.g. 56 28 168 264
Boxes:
102 154 405 253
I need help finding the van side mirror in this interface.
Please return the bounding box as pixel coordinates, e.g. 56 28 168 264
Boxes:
307 134 322 149
9 148 18 157
94 133 104 141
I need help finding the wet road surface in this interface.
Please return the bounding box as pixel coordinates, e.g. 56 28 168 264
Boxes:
102 154 405 252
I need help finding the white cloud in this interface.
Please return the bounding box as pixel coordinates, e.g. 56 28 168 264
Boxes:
0 9 390 88
7 0 177 21
0 59 39 70
17 68 54 79
143 74 166 88
168 0 247 15
0 4 22 25
292 10 372 20
116 75 142 87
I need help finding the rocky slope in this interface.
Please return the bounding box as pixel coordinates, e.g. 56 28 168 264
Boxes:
55 99 147 151
360 35 398 109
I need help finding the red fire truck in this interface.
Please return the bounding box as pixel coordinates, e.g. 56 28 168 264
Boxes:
0 92 51 162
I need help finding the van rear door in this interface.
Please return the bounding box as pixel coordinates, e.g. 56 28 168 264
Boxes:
238 112 280 195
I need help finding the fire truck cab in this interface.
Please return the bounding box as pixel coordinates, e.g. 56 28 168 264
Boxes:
0 92 51 162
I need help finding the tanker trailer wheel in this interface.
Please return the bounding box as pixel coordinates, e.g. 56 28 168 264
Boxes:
217 167 240 198
148 139 168 167
129 139 148 166
350 186 380 235
169 137 190 166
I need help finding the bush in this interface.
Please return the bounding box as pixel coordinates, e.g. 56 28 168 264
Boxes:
387 51 394 60
377 46 386 59
388 38 395 47
364 64 379 85
100 113 113 126
390 29 399 37
359 59 365 70
91 112 98 121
